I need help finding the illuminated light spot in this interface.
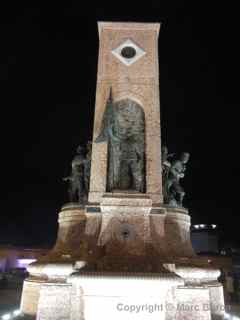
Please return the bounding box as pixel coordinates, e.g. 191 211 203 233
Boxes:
17 258 36 268
61 254 71 259
13 310 21 316
2 314 11 320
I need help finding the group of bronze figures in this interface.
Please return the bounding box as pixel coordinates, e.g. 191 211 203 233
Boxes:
64 90 190 207
162 146 190 207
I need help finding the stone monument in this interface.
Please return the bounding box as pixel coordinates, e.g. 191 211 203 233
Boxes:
20 22 225 320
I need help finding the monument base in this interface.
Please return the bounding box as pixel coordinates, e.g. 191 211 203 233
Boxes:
20 203 225 319
33 266 223 320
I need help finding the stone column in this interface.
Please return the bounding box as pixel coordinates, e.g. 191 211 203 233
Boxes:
89 22 163 205
36 283 72 319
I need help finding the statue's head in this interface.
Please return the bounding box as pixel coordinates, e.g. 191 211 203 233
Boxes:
180 152 190 163
76 145 84 155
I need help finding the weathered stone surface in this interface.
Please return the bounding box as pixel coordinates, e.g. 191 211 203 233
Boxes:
98 196 195 259
21 280 42 317
68 272 183 320
38 201 194 263
173 286 211 320
101 192 153 207
36 283 72 320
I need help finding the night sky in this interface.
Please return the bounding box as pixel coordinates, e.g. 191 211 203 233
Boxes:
1 2 240 248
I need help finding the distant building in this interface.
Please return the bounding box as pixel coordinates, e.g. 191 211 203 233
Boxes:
191 224 240 303
191 224 219 254
0 246 49 272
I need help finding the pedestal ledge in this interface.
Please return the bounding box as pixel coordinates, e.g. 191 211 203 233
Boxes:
61 202 85 210
174 265 221 282
164 205 189 215
100 192 153 214
27 261 76 279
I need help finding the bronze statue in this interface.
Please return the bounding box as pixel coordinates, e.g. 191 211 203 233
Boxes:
163 150 190 207
63 145 90 203
161 146 174 202
95 89 145 192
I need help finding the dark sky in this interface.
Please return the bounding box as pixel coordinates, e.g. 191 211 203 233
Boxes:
1 2 240 248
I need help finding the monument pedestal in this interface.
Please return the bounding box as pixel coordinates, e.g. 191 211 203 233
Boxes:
21 202 224 319
68 272 184 320
97 193 195 263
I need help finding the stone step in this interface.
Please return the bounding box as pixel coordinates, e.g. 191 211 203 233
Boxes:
101 193 152 207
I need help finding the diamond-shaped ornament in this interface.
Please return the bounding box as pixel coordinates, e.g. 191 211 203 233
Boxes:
111 39 146 66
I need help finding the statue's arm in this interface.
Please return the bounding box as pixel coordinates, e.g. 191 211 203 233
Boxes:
170 162 183 178
63 176 73 182
108 125 120 143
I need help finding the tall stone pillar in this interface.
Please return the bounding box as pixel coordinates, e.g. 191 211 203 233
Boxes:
89 22 163 205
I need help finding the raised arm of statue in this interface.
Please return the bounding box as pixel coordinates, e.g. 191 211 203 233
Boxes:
170 161 183 179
